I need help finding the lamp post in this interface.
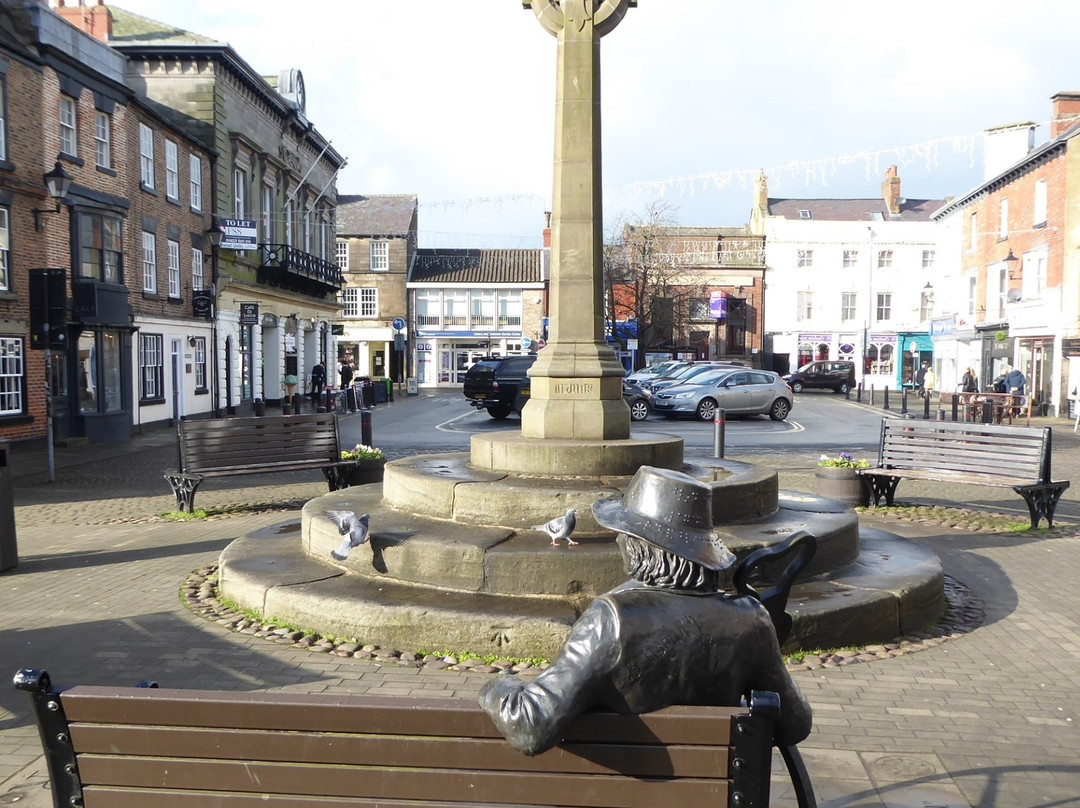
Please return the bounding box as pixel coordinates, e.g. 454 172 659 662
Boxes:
206 219 224 417
36 159 72 483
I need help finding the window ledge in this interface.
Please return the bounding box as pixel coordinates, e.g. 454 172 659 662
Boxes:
139 397 166 407
95 165 117 177
140 183 158 196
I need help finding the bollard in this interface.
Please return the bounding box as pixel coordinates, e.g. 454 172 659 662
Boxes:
361 409 373 448
869 385 875 407
937 409 946 421
951 395 958 422
982 400 993 424
922 392 931 419
883 387 890 411
857 383 863 403
713 408 725 459
293 393 303 415
844 386 850 400
901 390 908 415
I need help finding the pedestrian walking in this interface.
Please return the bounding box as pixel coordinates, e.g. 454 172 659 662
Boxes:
310 361 325 402
960 367 978 393
922 365 935 399
916 361 929 396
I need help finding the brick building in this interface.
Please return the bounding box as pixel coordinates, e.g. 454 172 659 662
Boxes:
932 92 1080 414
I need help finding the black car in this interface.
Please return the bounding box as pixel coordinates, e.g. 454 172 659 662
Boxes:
515 377 652 421
783 360 856 394
463 355 537 419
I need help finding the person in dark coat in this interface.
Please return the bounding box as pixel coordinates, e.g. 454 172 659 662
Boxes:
478 466 812 756
961 367 978 394
310 362 325 402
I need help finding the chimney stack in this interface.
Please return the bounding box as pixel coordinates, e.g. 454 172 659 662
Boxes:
881 165 901 215
542 211 552 248
1051 92 1080 139
54 0 113 43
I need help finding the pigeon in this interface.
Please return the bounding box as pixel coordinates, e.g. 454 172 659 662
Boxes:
328 511 370 560
533 508 578 546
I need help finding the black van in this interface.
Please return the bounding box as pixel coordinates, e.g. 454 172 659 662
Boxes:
463 355 537 419
783 360 856 394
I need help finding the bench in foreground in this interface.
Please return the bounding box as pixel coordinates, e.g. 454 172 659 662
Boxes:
15 668 815 808
163 412 355 512
859 419 1069 528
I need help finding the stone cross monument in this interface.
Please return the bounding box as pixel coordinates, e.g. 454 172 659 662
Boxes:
521 0 636 441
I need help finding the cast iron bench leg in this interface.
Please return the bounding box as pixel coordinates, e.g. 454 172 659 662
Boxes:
164 473 203 513
861 474 900 506
780 744 819 808
1014 483 1069 529
324 466 352 492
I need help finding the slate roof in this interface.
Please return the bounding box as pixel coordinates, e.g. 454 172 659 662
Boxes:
410 250 542 285
106 5 220 45
336 195 417 237
767 198 944 222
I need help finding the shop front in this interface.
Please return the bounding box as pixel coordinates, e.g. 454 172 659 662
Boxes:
415 332 528 388
897 332 933 390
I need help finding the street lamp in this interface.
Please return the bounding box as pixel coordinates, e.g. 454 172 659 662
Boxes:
206 219 224 416
32 160 73 231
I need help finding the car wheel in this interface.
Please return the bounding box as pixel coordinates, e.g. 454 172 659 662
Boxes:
837 382 851 394
696 398 718 421
769 398 791 421
629 399 650 421
790 381 804 393
489 405 512 420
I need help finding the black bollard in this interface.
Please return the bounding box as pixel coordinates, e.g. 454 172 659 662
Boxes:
857 383 863 403
982 400 993 424
883 387 890 410
923 392 931 419
901 390 908 415
361 408 373 448
951 395 958 422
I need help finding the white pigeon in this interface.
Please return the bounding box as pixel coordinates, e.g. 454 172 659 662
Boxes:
328 511 370 560
533 508 578 546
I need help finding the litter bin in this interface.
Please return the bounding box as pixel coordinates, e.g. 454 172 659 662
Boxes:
0 440 17 572
406 377 418 396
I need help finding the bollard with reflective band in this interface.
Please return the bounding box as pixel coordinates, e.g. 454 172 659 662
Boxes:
713 408 726 459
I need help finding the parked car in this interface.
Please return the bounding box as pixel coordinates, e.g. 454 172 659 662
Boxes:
646 362 738 393
515 377 653 421
463 355 537 419
783 360 856 394
652 369 793 421
625 360 683 385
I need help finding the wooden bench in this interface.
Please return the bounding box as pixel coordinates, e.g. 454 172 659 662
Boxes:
859 418 1070 528
163 412 355 512
14 668 815 808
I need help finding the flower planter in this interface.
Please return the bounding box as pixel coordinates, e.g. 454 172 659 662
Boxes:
346 458 386 486
814 466 869 506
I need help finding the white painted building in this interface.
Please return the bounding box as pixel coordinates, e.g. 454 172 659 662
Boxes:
751 168 947 391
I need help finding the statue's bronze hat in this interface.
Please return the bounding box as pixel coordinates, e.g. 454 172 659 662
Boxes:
592 466 735 571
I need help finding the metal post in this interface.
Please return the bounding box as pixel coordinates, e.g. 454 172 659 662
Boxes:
857 383 863 403
883 387 890 410
44 344 54 483
982 400 993 424
361 409 373 448
901 390 908 415
951 395 959 422
869 385 875 407
713 408 725 459
923 391 931 419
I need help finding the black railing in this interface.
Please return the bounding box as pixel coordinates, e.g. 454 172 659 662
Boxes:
259 244 344 294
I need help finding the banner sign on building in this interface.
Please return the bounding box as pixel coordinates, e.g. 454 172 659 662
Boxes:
220 219 258 251
192 290 213 320
709 291 727 320
239 302 259 325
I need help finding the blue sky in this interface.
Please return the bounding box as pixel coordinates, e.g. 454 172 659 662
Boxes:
108 0 1080 248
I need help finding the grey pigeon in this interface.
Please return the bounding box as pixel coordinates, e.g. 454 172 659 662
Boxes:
533 508 577 546
328 511 370 560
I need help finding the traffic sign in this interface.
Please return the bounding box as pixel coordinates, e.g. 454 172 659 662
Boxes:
537 339 546 349
521 337 532 349
392 317 406 331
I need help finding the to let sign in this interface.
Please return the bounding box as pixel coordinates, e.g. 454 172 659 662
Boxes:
220 219 258 251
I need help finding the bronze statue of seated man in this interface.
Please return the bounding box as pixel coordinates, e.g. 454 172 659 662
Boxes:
479 465 812 755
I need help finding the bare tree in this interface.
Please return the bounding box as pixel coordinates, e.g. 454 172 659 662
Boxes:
603 201 684 369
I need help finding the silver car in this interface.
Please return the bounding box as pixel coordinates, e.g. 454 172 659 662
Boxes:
652 369 793 421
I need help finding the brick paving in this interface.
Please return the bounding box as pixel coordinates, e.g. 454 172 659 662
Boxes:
2 408 1079 807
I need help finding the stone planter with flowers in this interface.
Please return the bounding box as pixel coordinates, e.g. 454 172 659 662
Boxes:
341 443 386 486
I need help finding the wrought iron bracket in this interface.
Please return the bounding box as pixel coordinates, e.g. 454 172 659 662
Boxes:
13 669 83 808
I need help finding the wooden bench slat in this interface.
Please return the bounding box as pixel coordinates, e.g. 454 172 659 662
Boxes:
76 756 728 808
60 690 738 745
83 788 665 808
69 725 729 777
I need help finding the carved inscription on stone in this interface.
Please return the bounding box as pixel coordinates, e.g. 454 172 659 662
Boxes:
554 382 596 397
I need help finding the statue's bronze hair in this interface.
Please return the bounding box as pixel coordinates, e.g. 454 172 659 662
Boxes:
618 533 718 593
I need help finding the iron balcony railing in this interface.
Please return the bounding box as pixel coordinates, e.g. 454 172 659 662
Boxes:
260 243 344 290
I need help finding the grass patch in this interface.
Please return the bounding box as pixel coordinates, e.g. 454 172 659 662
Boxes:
162 509 215 520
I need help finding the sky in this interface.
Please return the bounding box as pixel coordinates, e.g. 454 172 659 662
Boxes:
107 0 1080 249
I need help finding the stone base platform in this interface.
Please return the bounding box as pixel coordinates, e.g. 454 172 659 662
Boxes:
217 476 945 659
